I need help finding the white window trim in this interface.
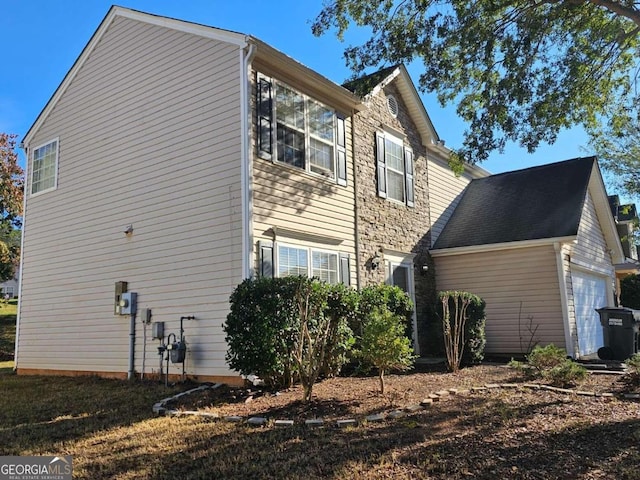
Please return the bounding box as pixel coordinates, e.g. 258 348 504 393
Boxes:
376 130 414 207
384 132 406 205
275 241 342 284
30 137 59 197
270 77 337 181
385 251 420 354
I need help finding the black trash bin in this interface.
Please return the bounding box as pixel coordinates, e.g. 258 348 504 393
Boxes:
596 307 640 361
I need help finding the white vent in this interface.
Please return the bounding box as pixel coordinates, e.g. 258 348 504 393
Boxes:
387 95 399 118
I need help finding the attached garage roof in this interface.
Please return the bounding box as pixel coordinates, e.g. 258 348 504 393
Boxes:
432 157 595 250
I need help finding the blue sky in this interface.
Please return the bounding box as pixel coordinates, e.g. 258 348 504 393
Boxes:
2 0 593 177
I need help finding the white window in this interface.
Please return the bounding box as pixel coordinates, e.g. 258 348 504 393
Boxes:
376 131 414 207
31 139 59 195
277 244 340 284
257 74 347 185
278 245 308 277
312 251 339 284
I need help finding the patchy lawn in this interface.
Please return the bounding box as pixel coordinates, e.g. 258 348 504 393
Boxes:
1 364 639 479
0 300 16 361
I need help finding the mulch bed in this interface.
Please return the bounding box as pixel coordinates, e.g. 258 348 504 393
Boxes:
167 362 640 422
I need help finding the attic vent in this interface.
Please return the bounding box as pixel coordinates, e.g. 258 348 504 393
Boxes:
387 95 399 118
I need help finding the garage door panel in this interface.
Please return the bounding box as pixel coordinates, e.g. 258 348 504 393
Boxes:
572 271 607 356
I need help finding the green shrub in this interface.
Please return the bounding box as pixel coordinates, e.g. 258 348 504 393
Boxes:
461 296 486 366
545 360 588 386
357 308 416 394
224 276 300 388
322 283 358 377
224 277 356 394
438 291 485 372
357 285 414 338
620 274 640 309
509 344 588 387
625 353 640 385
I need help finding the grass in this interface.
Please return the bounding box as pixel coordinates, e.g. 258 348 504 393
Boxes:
0 298 16 363
1 304 639 478
1 371 639 479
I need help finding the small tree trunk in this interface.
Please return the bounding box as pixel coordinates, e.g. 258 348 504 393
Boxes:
303 383 313 403
379 369 385 395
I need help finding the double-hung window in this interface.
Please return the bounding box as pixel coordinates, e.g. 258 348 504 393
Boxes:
277 244 339 284
376 131 414 207
257 74 347 186
258 240 350 285
31 139 59 195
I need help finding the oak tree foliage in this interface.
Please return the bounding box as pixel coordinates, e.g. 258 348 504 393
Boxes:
312 0 640 164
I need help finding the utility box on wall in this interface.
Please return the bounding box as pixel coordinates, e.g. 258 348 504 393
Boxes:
119 292 137 315
114 281 128 315
152 322 164 339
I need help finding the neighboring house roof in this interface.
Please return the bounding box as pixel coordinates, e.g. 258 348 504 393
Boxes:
608 195 638 223
22 6 362 147
432 157 624 262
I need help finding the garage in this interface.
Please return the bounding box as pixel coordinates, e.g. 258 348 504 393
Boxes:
572 270 608 356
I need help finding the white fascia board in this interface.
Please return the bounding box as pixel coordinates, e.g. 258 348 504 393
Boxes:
251 38 362 113
430 236 577 257
114 7 248 47
588 163 625 264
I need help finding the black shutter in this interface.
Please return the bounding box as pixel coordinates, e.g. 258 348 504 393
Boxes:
257 76 273 160
339 253 350 285
404 147 414 207
376 132 387 198
336 115 347 186
259 240 274 278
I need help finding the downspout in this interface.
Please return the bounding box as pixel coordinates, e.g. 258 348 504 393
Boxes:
14 143 29 371
128 311 137 380
351 110 362 289
554 242 575 358
240 40 257 279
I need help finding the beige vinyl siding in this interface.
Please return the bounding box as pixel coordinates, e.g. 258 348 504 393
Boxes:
427 156 479 245
19 16 244 378
435 245 565 354
571 191 614 271
252 81 357 285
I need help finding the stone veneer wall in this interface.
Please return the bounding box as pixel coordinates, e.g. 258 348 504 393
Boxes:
352 82 437 353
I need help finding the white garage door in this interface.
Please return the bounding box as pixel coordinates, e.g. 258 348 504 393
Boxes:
572 270 608 356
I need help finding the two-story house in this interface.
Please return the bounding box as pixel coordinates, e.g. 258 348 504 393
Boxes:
16 7 624 382
16 7 361 384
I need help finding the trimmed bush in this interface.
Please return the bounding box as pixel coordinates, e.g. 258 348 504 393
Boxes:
357 284 414 340
438 291 485 372
322 283 358 377
224 277 355 395
620 274 640 309
224 276 300 388
461 296 486 366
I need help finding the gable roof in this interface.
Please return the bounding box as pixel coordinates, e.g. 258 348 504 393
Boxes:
432 157 624 262
344 65 442 149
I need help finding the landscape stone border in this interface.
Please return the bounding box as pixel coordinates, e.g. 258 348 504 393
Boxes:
152 380 640 428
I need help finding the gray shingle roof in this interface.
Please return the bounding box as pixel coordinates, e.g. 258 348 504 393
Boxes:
432 157 596 250
342 65 400 97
